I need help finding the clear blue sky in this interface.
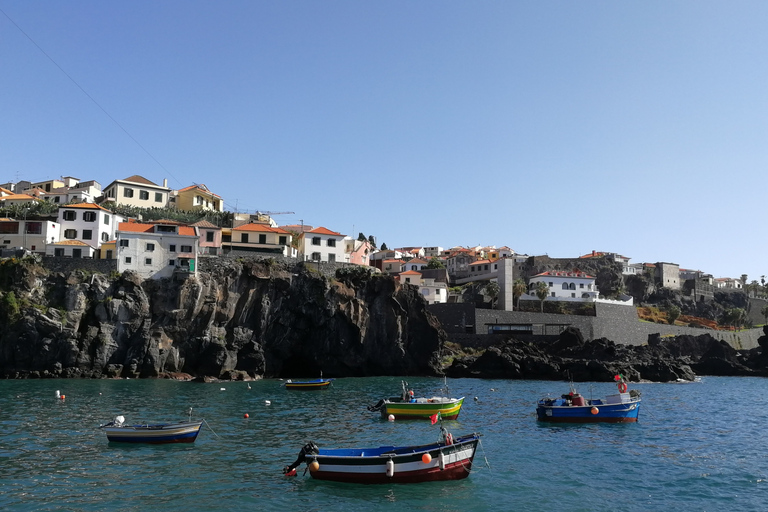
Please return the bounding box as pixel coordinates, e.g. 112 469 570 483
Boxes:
2 1 766 281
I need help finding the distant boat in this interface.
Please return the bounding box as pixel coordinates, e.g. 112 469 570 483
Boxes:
99 415 203 444
367 380 464 420
536 375 641 423
283 428 480 484
284 378 333 390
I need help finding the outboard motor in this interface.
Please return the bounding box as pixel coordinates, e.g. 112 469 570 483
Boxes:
367 399 385 412
283 441 319 475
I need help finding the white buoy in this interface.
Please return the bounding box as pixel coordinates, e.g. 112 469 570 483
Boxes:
220 387 226 391
388 414 395 422
265 400 271 405
55 390 60 398
247 383 251 390
386 459 395 477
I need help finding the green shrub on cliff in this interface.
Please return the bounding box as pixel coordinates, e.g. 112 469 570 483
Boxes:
0 291 20 323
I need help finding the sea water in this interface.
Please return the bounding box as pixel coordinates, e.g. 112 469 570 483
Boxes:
1 376 767 511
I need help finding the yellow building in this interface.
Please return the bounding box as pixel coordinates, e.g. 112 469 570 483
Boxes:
173 184 223 212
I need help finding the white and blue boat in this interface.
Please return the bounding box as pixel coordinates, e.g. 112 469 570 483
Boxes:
100 415 203 444
536 376 641 423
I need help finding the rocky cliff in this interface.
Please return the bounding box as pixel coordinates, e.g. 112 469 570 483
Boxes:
0 257 445 379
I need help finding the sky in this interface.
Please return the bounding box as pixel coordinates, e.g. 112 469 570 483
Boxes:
1 1 767 281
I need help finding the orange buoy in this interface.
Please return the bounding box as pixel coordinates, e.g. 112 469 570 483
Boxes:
591 406 599 415
309 461 320 472
422 453 432 464
244 413 249 418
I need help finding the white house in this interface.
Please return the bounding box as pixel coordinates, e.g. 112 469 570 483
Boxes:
45 240 96 258
116 221 199 279
301 227 346 263
526 270 599 300
404 258 429 272
57 203 124 252
398 270 448 304
0 217 60 253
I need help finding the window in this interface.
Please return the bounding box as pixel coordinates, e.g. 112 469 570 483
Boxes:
101 232 109 242
155 192 163 202
64 229 77 239
550 292 555 297
119 239 129 247
259 234 267 244
405 277 411 283
169 244 176 252
83 211 96 222
279 236 287 245
145 258 152 265
328 254 336 263
206 231 214 242
72 249 82 258
139 190 149 200
180 245 192 252
327 239 336 247
103 215 110 225
571 293 576 298
123 188 134 198
0 223 18 234
146 243 155 251
53 196 60 203
26 222 42 235
106 250 113 259
312 237 321 246
311 252 321 261
169 259 175 266
125 257 132 264
54 248 64 257
82 230 92 240
63 210 76 221
241 234 249 243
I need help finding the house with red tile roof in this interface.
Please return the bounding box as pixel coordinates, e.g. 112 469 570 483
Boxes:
0 193 43 207
101 175 171 208
382 259 404 274
403 258 429 272
172 184 224 212
191 219 223 256
396 270 448 304
300 226 346 263
57 203 125 252
45 240 96 258
116 221 199 279
229 222 294 257
525 270 598 301
345 238 373 266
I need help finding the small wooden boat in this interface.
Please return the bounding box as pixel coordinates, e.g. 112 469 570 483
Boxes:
536 375 641 423
100 415 203 444
284 378 333 390
283 429 481 484
367 381 464 420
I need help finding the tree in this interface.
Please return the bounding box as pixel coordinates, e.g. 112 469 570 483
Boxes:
368 235 377 249
666 305 681 325
357 232 366 241
513 278 527 309
426 257 445 269
380 242 388 251
534 281 549 313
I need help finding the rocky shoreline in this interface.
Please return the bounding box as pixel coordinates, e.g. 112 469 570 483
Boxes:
2 256 768 383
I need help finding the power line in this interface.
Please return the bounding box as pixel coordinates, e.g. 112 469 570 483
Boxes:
0 6 182 188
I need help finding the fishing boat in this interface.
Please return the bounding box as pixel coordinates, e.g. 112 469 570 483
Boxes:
367 380 464 420
282 428 481 484
284 378 333 390
99 415 203 444
536 374 641 423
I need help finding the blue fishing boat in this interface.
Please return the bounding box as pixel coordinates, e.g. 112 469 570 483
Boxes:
536 375 641 423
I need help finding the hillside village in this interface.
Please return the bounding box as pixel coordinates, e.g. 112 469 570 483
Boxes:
0 174 756 319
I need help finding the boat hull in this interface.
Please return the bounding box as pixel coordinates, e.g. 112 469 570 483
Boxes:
102 421 203 444
307 435 479 484
285 379 332 390
381 397 464 420
536 401 640 423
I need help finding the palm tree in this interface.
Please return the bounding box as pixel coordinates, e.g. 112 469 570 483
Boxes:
534 281 549 313
512 278 527 310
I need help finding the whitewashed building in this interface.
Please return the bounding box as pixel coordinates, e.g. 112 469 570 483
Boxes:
300 227 346 263
526 270 599 300
398 270 448 304
57 203 124 252
102 175 171 208
0 217 60 253
116 221 199 279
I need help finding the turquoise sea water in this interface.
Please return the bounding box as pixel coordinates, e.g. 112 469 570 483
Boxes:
1 376 767 511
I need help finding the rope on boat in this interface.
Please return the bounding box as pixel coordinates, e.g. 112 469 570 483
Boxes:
203 419 220 438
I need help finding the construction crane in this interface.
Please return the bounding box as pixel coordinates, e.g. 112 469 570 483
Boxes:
256 211 294 216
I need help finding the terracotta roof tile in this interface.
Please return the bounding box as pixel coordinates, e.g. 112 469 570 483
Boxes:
63 202 110 212
117 222 155 233
123 175 158 186
308 226 343 236
191 220 220 229
233 223 289 234
178 226 196 236
51 240 91 247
